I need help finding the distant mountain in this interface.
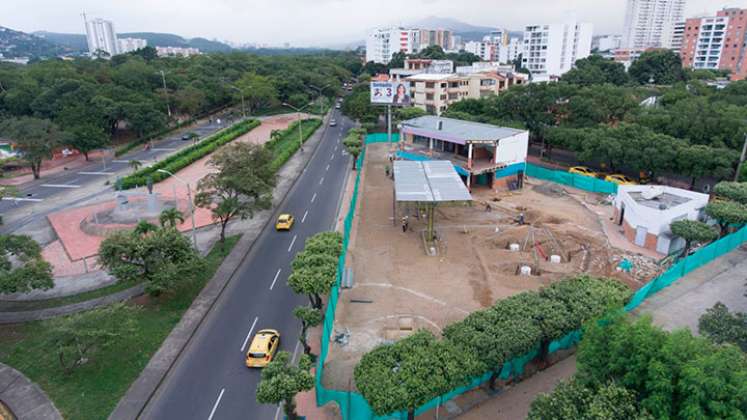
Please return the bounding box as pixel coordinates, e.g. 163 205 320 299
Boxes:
405 16 523 42
0 26 71 58
34 30 233 53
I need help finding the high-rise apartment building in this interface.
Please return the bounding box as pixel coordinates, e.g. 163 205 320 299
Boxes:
366 28 420 64
622 0 687 50
85 18 120 56
680 8 747 80
419 29 454 51
118 37 147 54
522 18 593 82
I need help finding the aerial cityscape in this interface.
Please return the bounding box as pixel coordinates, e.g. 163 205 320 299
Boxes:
1 0 747 419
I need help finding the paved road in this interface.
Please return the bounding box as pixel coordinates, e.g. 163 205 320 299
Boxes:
0 114 236 214
142 110 353 420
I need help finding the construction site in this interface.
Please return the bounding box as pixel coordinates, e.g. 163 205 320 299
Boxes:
322 142 660 391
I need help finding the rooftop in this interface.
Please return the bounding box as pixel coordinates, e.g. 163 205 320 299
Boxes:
393 160 472 203
618 185 709 212
400 115 526 142
405 73 458 81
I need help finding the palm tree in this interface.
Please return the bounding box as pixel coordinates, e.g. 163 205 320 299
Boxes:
129 159 143 174
159 208 185 228
134 220 158 236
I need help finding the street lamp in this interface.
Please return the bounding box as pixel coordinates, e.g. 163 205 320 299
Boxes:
156 169 197 248
220 79 247 119
158 70 172 118
282 102 313 152
307 83 331 116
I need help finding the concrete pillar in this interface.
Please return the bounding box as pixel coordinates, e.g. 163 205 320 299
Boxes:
466 174 472 190
467 143 473 170
494 144 499 164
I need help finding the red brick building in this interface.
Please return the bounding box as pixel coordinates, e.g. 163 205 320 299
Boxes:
680 8 747 81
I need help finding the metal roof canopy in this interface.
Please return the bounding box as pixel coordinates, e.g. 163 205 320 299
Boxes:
394 160 472 203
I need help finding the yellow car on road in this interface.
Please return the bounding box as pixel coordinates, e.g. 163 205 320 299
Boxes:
245 329 280 368
605 174 637 185
568 166 599 178
275 214 295 231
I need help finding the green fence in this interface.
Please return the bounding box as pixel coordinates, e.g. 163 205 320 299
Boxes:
315 134 747 419
526 163 618 195
364 132 400 144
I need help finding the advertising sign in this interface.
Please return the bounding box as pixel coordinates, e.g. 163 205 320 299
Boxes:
370 81 412 106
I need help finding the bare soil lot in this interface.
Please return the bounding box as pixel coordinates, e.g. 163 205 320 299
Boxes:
323 143 653 391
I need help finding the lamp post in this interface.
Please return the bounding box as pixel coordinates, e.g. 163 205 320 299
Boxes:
158 70 172 118
307 83 331 116
227 85 247 119
156 169 197 248
282 102 313 152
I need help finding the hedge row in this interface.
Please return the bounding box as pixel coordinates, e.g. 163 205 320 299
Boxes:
354 276 632 417
119 119 260 189
266 119 322 173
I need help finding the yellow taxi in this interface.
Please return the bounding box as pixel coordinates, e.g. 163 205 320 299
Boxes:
245 329 280 368
275 214 295 231
604 174 637 185
568 166 599 178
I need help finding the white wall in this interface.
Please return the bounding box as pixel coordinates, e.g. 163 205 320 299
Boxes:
496 131 529 166
614 186 710 236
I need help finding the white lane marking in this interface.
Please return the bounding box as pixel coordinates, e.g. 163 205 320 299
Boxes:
0 197 43 202
40 184 80 189
319 177 325 185
78 171 114 176
207 388 225 420
240 317 259 352
151 147 177 152
270 268 282 290
288 235 298 252
274 406 282 420
111 160 131 164
291 340 301 363
302 210 308 223
311 193 317 203
334 145 338 152
325 164 330 172
330 153 334 160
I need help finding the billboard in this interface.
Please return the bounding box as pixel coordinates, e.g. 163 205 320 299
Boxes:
370 81 412 106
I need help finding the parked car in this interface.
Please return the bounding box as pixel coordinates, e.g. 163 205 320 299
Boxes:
605 174 637 185
245 329 280 368
568 166 598 178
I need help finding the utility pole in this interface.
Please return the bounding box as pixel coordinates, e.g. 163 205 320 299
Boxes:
387 105 392 144
308 83 331 116
736 132 747 181
159 70 172 118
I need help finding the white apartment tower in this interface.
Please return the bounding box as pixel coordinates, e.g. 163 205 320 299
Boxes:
622 0 687 50
522 18 593 82
85 18 120 56
366 28 420 64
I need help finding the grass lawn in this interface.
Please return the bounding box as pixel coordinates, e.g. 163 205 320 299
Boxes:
0 280 139 312
0 235 240 420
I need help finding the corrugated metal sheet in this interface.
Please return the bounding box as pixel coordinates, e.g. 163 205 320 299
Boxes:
394 160 472 203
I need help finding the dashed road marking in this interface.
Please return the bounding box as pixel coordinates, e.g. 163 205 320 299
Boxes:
40 184 81 189
311 193 317 203
319 177 325 185
302 210 308 223
288 234 298 252
270 268 282 290
325 164 330 172
207 388 225 420
0 197 43 202
78 171 114 176
240 317 259 352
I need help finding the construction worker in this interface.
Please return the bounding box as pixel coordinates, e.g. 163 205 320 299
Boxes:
518 212 525 225
401 215 409 232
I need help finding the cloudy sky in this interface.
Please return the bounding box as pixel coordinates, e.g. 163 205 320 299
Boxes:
4 0 747 47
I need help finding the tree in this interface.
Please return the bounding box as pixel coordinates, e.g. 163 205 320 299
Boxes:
293 306 322 356
0 116 66 179
98 226 202 296
195 142 276 243
0 234 54 294
65 123 109 161
669 220 717 258
159 207 185 228
698 302 747 351
529 379 647 420
236 73 278 114
133 220 158 235
713 181 747 204
288 251 338 309
416 45 447 60
629 50 686 85
122 101 167 138
676 145 736 189
561 55 630 86
256 351 314 420
0 185 16 224
45 303 137 374
394 106 427 125
705 200 747 237
129 159 143 174
354 331 483 420
388 51 407 69
342 128 365 170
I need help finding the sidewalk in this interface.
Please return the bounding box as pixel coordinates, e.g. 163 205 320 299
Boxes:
0 362 62 420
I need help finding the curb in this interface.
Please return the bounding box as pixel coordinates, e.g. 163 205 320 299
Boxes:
0 362 62 420
0 285 145 324
109 112 332 420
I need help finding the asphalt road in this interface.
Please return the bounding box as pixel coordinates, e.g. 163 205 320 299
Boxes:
142 110 353 420
0 114 236 214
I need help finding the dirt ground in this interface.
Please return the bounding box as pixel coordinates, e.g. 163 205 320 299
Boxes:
322 143 653 391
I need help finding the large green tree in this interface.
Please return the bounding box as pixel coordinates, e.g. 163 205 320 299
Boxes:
195 142 276 243
669 219 717 258
0 234 54 294
236 73 278 114
698 303 747 351
629 50 686 85
293 305 322 356
705 200 747 237
562 55 630 86
529 379 647 420
0 116 66 179
256 351 314 420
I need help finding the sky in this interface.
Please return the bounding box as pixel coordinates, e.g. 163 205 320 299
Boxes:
4 0 747 47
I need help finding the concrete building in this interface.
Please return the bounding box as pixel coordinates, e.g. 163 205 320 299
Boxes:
670 21 686 52
118 37 147 53
465 36 522 64
419 29 454 51
406 70 527 115
522 18 593 82
366 27 420 64
398 116 529 190
389 59 454 81
464 40 494 61
594 34 623 52
622 0 686 50
680 8 747 80
85 18 119 56
155 46 200 57
613 185 709 255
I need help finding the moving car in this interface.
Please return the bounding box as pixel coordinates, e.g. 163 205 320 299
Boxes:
335 104 341 109
605 174 637 185
181 132 198 141
245 329 280 368
330 119 337 126
275 214 294 231
568 166 598 178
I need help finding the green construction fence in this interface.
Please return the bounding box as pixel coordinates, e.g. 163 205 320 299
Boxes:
314 134 747 420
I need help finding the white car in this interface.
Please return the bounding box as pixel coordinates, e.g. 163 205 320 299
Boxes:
330 119 337 127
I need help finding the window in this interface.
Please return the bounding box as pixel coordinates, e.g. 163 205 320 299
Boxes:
426 93 434 100
425 82 434 89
